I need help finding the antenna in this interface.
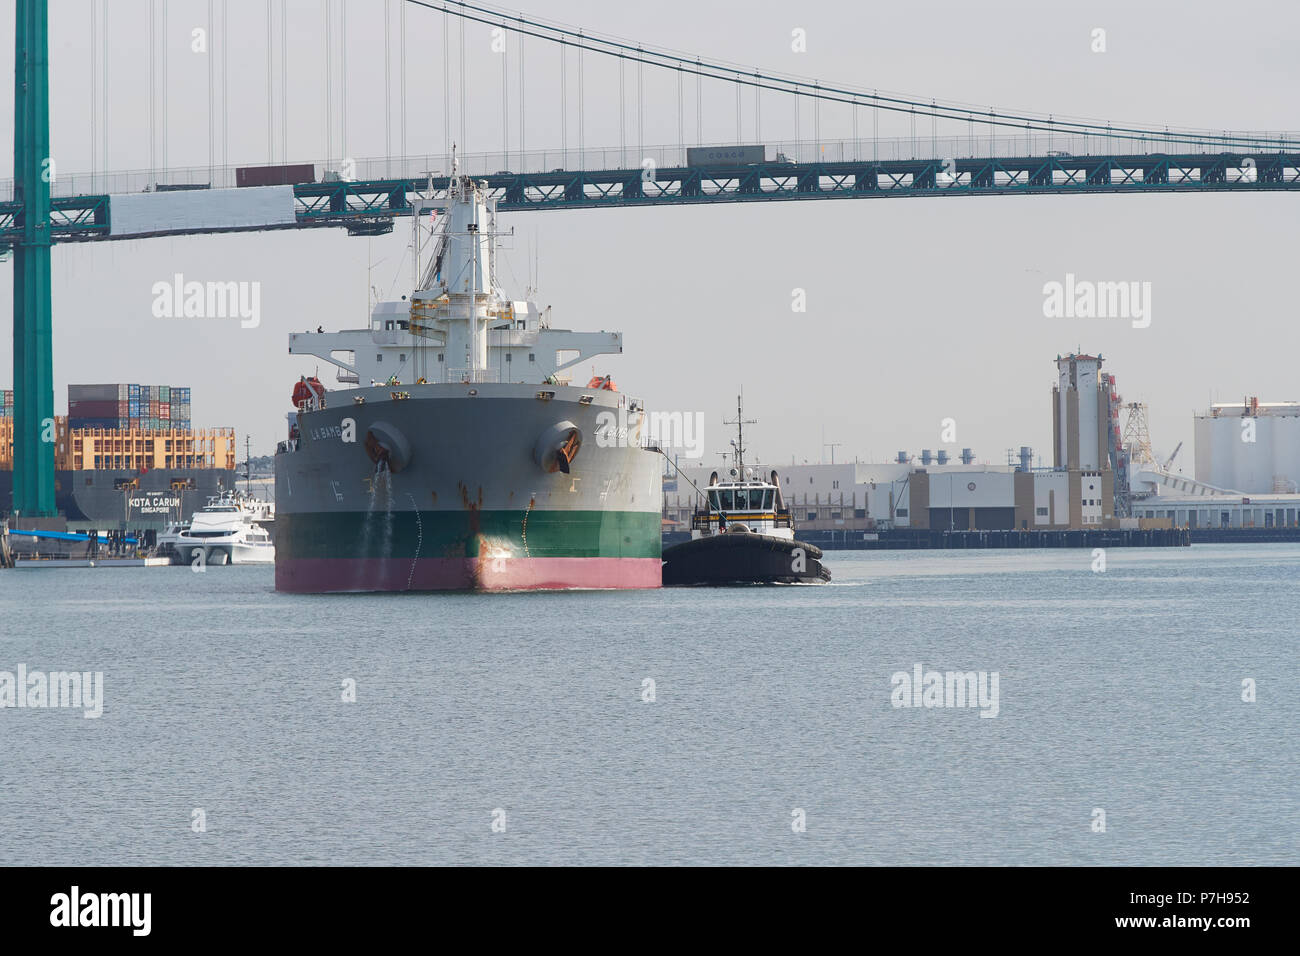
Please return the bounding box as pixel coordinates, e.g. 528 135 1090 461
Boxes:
723 391 756 475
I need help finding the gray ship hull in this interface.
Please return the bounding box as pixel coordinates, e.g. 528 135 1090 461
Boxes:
274 382 663 592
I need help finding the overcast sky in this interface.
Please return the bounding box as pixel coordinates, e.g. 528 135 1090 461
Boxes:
2 0 1297 469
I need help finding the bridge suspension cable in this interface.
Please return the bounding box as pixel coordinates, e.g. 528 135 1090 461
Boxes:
148 0 154 182
502 18 509 169
400 0 406 174
577 31 584 169
518 25 524 160
324 0 331 167
403 0 1293 153
442 6 449 157
90 0 97 190
385 0 392 175
465 12 470 155
341 0 348 161
267 0 274 164
161 0 168 174
282 0 289 162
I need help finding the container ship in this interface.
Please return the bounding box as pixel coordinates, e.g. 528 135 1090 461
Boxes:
0 384 237 531
274 167 662 592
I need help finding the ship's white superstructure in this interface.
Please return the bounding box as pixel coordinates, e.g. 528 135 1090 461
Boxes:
693 475 795 541
159 491 275 565
686 396 795 542
287 159 624 390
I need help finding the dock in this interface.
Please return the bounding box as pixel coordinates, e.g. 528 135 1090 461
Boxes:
663 527 1192 551
11 556 173 569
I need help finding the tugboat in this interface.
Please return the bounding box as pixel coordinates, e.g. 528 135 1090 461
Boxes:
661 396 830 586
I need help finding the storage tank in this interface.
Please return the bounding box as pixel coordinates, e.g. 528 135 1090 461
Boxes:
1195 401 1300 493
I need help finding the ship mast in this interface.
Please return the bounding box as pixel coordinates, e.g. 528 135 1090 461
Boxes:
408 145 500 383
724 393 756 477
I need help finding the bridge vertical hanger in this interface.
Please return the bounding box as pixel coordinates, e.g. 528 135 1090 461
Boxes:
11 0 56 517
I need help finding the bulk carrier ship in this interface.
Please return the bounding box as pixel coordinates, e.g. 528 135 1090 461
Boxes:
274 168 662 592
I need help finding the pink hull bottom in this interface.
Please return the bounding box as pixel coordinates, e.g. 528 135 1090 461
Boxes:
276 556 663 593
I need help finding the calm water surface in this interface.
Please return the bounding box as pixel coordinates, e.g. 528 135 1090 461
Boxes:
1 544 1296 865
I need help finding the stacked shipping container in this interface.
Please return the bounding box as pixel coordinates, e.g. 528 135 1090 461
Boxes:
68 384 192 431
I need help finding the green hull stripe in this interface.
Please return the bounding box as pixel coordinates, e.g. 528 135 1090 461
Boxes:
277 509 662 560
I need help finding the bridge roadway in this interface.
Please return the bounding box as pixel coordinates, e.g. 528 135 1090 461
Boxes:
3 151 1297 246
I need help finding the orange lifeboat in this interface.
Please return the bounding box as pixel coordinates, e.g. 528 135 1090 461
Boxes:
291 376 326 410
586 375 618 391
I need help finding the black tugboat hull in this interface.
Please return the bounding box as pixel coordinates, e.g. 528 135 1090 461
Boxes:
661 532 831 586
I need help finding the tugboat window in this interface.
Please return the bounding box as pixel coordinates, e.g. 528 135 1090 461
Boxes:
708 490 720 511
764 489 774 510
719 490 735 511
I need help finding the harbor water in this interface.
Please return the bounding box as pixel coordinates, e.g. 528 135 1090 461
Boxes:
1 544 1295 865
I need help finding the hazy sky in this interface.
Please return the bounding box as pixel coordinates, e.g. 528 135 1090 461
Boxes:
2 0 1297 469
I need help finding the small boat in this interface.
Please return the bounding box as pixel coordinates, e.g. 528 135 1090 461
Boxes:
158 490 275 566
661 396 830 586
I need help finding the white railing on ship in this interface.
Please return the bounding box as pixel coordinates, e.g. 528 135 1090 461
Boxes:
448 368 500 383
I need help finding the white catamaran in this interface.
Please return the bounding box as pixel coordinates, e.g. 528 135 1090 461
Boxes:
158 491 275 566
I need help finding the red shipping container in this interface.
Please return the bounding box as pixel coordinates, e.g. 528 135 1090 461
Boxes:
236 163 315 187
69 399 119 417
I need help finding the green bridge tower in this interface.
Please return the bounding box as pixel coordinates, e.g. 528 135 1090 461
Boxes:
11 0 55 518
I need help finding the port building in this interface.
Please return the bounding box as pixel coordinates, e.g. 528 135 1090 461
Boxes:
664 351 1300 536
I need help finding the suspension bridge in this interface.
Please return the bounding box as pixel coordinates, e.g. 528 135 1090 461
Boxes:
6 0 1300 515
